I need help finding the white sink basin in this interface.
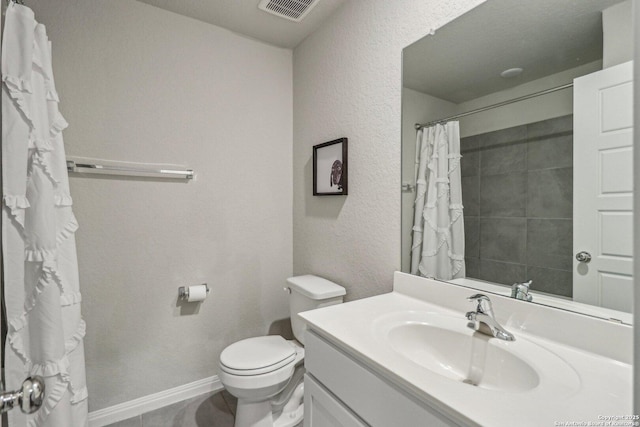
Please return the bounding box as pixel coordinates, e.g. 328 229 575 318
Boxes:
373 311 580 395
386 322 538 392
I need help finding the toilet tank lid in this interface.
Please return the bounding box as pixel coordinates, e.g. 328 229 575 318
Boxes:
287 275 346 299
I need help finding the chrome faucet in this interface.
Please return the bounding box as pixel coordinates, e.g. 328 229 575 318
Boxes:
511 280 533 302
465 294 515 341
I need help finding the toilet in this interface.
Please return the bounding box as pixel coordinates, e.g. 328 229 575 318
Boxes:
219 275 346 427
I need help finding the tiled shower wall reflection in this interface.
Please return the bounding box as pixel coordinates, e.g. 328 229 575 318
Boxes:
461 115 573 297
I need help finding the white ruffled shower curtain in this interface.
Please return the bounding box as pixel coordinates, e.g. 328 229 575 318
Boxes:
410 122 465 280
2 4 88 426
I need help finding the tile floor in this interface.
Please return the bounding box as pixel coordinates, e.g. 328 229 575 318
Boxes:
106 389 237 427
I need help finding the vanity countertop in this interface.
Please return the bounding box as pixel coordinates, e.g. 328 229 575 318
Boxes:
300 272 632 427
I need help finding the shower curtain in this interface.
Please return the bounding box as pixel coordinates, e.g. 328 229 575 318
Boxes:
2 4 88 426
410 122 465 280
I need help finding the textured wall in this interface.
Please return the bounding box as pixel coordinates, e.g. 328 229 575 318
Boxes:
292 0 484 301
29 0 293 411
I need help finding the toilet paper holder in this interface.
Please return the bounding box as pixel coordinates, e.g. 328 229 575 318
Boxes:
178 284 210 301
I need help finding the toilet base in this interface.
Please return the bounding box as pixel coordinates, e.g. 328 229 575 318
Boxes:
273 382 304 427
235 400 273 427
234 382 304 427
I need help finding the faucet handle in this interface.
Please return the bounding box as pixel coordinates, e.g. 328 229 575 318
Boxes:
511 279 532 289
511 280 533 301
467 294 494 315
467 293 490 301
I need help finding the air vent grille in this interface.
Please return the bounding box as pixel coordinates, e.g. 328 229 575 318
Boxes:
258 0 320 22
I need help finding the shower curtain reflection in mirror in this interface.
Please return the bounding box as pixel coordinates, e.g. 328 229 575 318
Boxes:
410 122 466 279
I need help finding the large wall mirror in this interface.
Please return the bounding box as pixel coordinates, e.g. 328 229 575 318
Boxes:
401 0 634 324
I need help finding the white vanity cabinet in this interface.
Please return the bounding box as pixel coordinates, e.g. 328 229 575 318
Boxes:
303 329 461 427
300 273 632 427
304 375 367 427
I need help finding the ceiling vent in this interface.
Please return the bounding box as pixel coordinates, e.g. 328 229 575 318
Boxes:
258 0 320 22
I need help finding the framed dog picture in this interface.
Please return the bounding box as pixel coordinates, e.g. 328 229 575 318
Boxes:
313 138 348 196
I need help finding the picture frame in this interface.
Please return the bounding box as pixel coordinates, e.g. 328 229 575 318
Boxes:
313 138 348 196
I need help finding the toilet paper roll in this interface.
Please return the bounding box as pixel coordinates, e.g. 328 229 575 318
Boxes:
187 285 208 302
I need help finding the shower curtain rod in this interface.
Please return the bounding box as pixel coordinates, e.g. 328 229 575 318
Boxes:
415 82 573 130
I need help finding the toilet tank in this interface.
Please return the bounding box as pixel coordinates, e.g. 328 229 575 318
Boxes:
287 275 345 345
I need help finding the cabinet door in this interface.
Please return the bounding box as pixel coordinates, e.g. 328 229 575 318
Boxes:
304 374 368 427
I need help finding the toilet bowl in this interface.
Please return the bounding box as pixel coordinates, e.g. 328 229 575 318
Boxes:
219 275 345 427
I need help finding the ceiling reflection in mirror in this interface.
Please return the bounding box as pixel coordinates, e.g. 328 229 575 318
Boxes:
401 0 633 324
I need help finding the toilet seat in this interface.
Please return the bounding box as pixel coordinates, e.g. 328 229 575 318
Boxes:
220 336 297 376
219 337 303 402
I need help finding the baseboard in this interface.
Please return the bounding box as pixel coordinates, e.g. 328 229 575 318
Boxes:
88 375 223 427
